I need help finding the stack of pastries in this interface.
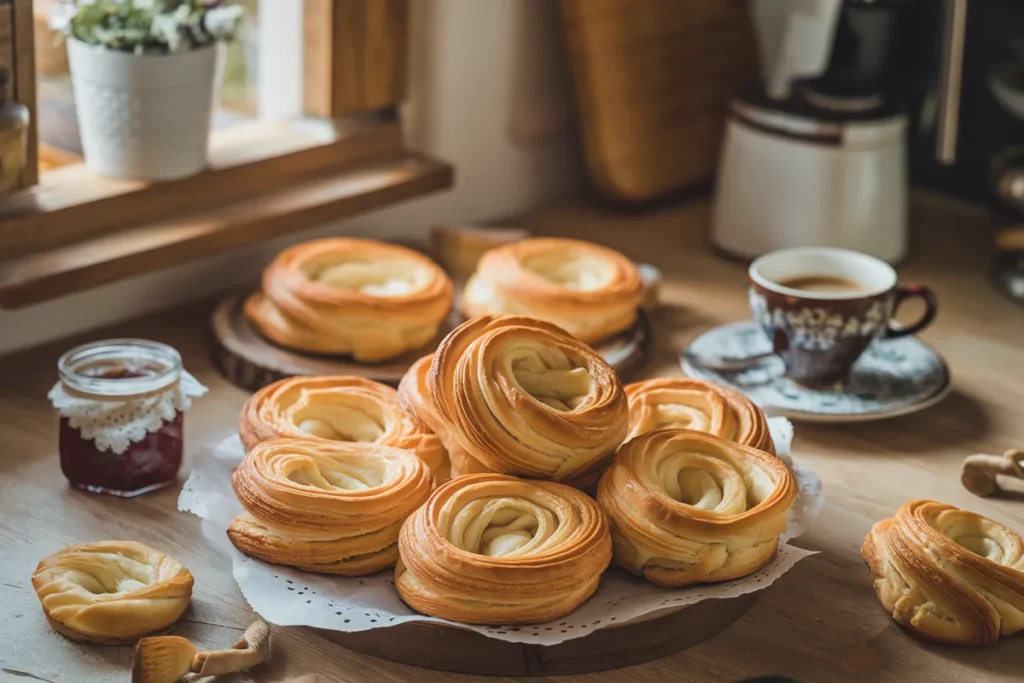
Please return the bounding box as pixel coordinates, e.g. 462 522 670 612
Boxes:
225 237 801 626
224 313 798 624
245 238 453 362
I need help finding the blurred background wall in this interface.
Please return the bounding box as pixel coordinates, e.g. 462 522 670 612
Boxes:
0 0 584 354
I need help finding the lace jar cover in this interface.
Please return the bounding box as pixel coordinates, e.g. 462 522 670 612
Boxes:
49 370 208 454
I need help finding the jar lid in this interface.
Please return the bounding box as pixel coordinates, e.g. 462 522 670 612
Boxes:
58 339 182 400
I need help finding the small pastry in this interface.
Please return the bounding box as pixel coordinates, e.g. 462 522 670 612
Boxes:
862 500 1024 646
624 378 775 454
32 541 194 644
239 375 448 484
245 238 453 362
461 238 643 343
598 429 795 587
227 438 432 575
429 224 531 280
395 473 612 624
427 315 629 486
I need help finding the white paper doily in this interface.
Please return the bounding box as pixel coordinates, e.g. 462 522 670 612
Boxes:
180 418 821 646
49 371 208 454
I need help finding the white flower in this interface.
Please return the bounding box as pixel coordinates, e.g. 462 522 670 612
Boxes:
151 14 184 52
47 1 78 32
133 0 158 10
204 5 244 40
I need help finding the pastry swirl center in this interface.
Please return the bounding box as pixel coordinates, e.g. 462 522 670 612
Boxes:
509 347 593 412
68 552 157 595
447 497 559 558
286 455 385 491
519 251 613 291
655 452 752 514
310 259 423 296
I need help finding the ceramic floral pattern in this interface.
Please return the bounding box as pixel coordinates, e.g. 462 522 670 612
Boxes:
681 321 950 418
749 290 890 351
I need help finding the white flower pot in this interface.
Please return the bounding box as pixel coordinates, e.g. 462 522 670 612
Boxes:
67 39 219 181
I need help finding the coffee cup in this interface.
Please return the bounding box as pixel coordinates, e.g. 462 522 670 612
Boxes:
748 247 937 385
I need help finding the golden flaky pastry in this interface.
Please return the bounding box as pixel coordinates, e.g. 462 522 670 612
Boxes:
245 238 453 362
32 541 193 644
227 438 432 575
239 375 448 484
396 473 612 624
427 315 629 486
862 500 1024 646
598 429 795 587
625 378 775 454
461 238 643 343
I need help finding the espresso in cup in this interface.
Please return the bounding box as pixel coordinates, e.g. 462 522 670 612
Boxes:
773 275 869 295
749 248 937 385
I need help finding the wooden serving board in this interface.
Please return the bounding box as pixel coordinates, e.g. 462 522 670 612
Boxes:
316 593 757 676
560 0 759 203
210 294 652 392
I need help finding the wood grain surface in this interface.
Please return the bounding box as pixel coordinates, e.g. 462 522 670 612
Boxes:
1 195 1023 683
560 0 759 203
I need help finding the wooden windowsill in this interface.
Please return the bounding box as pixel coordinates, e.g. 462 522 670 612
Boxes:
0 152 452 308
0 115 453 309
0 115 420 259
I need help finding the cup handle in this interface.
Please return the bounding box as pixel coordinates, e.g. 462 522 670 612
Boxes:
885 285 938 338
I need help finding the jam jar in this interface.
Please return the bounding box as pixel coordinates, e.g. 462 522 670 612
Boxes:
53 339 198 497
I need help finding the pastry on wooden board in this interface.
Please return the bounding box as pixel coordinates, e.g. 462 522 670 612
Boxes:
227 438 432 576
395 473 612 624
461 238 643 343
32 541 194 644
598 429 795 587
245 238 453 362
426 315 629 486
624 377 775 454
239 375 448 484
862 499 1024 646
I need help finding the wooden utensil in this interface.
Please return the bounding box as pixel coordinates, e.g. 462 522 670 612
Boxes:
132 620 270 683
961 449 1024 497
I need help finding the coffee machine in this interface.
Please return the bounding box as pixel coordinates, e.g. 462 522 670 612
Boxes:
712 0 917 264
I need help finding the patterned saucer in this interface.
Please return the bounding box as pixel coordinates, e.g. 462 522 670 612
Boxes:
681 321 951 423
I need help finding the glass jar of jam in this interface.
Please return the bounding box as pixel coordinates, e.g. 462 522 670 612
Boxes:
54 339 188 497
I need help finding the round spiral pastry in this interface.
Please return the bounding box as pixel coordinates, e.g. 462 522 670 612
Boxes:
862 500 1024 646
461 238 643 343
396 473 612 624
227 438 433 575
240 375 448 483
31 541 193 644
427 315 629 486
245 238 453 362
598 429 795 587
625 378 775 454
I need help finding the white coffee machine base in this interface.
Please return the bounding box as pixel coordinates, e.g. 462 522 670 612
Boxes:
711 108 909 264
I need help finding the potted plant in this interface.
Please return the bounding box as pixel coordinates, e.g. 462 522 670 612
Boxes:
51 0 244 180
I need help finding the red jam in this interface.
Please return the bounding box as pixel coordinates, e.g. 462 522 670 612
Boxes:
58 363 184 497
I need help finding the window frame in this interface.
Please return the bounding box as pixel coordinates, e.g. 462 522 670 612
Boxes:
0 0 453 309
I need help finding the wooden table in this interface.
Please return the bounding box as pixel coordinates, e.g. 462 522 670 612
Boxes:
2 196 1022 683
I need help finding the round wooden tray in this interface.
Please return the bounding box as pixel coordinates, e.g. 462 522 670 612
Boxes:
315 594 756 676
210 293 652 391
